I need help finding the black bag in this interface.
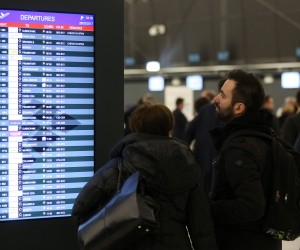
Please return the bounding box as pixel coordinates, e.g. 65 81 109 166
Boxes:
223 129 300 241
262 134 300 241
294 133 300 153
77 161 160 250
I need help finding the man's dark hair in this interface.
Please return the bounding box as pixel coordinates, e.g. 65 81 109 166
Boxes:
176 98 184 106
218 77 226 91
228 69 265 112
129 103 175 136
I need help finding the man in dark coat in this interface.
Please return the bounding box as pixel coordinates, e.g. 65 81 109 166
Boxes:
262 94 280 134
185 79 225 194
210 69 282 250
185 103 224 194
172 97 188 140
281 89 300 147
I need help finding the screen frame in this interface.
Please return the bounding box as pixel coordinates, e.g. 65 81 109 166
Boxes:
0 1 124 249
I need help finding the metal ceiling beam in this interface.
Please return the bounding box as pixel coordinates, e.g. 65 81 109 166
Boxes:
255 0 300 31
124 62 300 78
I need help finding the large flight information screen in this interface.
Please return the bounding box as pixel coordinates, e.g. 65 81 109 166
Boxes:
0 9 94 221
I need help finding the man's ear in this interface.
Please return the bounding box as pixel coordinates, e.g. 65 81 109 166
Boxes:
168 130 173 137
234 102 246 116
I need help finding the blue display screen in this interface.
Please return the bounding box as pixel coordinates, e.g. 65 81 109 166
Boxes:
0 9 94 221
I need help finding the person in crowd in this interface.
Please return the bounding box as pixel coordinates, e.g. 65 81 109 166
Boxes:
187 96 210 157
172 97 188 140
210 69 282 250
194 96 210 115
262 95 280 134
124 93 155 135
200 89 217 102
185 78 225 194
276 96 298 129
281 89 300 146
72 103 218 250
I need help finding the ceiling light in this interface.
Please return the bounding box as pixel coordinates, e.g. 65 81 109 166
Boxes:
188 53 201 63
171 77 181 86
263 74 274 84
296 47 300 58
217 50 230 62
146 61 160 72
186 75 203 90
148 24 166 37
124 57 135 67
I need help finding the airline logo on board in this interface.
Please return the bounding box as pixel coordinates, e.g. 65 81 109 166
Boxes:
0 12 10 19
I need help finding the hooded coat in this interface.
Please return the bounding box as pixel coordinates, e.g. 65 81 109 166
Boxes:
210 109 282 250
72 133 218 250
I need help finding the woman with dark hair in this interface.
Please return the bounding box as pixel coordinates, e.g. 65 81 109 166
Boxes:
72 103 218 250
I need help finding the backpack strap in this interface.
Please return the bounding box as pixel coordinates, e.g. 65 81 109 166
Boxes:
116 159 123 192
295 133 300 152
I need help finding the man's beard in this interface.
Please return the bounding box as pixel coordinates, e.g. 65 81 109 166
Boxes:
215 104 235 123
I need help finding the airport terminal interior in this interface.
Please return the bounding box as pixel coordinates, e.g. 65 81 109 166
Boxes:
124 0 300 113
0 1 299 249
124 1 300 249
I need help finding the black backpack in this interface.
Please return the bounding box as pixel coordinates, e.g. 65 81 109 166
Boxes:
224 129 300 241
294 133 300 153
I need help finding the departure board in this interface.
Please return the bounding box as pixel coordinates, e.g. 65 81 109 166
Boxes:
0 9 94 221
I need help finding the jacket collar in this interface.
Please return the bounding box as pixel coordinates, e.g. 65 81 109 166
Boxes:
210 109 274 150
110 133 172 159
